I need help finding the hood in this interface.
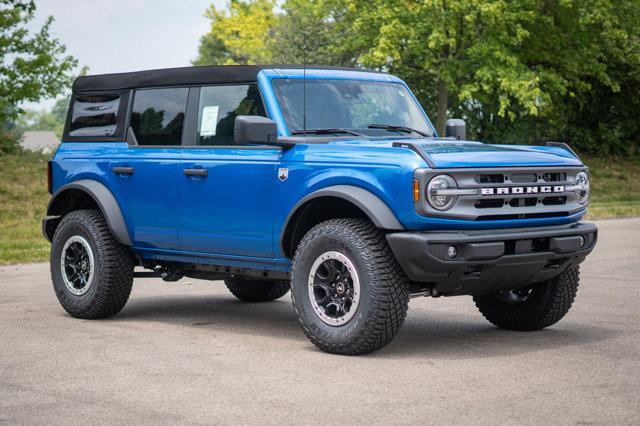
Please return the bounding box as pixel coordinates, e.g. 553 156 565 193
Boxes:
417 140 583 168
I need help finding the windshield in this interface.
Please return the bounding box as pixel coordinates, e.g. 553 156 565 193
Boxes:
271 79 433 137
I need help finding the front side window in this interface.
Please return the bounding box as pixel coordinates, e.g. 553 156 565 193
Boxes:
130 87 189 146
69 94 120 137
272 79 432 136
197 84 265 146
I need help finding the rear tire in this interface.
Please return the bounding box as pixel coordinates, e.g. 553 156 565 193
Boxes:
291 219 410 355
224 278 290 302
50 209 134 319
473 265 580 331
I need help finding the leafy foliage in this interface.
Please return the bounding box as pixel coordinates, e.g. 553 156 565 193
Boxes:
195 0 640 155
194 0 276 65
0 0 77 153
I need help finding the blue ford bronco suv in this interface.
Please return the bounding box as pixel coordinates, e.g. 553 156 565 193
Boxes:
44 65 597 355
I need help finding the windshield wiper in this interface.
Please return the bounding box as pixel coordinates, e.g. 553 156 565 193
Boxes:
291 128 365 137
367 123 430 137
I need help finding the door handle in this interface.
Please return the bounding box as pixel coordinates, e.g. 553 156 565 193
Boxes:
183 168 208 177
112 166 135 175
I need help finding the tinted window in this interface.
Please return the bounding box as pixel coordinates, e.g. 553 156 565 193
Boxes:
130 88 189 146
197 84 265 146
69 94 120 137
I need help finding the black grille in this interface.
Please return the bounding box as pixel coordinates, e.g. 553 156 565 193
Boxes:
474 199 505 209
542 196 567 206
477 174 504 184
542 172 566 182
508 197 538 208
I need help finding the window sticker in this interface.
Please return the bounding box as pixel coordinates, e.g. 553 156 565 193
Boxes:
200 105 219 136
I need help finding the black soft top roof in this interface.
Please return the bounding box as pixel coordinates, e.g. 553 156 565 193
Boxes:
72 65 380 92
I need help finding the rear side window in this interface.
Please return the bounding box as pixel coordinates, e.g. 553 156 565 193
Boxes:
197 84 265 146
68 94 121 137
130 87 189 146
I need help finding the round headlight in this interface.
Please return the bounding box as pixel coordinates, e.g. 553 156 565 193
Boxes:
427 174 457 210
575 171 590 204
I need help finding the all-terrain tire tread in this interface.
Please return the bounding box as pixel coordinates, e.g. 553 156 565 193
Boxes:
291 219 410 355
51 209 134 319
473 265 580 331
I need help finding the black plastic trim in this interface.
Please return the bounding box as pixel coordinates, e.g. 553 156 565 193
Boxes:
280 185 404 254
387 222 597 295
182 86 200 146
392 141 436 168
46 180 132 246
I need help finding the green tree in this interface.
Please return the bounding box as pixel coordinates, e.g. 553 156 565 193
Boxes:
347 0 631 137
195 0 361 67
196 0 640 154
269 0 358 66
1 0 78 152
194 0 276 65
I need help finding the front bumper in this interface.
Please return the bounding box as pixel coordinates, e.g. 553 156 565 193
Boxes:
386 222 597 296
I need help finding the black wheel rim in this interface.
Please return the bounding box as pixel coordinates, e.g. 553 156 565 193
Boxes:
60 235 94 296
308 251 360 326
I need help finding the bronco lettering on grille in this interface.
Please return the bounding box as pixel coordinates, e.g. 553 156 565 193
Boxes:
480 186 565 196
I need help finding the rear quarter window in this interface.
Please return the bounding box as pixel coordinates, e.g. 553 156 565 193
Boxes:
64 91 129 141
68 94 121 137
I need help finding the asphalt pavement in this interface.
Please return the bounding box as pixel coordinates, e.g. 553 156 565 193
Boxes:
1 218 639 424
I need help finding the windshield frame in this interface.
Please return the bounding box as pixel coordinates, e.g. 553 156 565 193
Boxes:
261 72 436 138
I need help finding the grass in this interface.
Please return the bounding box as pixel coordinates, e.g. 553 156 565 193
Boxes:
583 154 640 219
0 150 51 265
0 150 638 265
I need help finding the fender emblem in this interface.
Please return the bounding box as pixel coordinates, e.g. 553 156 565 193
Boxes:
278 168 289 181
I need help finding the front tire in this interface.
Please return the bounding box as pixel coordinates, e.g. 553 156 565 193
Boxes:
473 265 580 331
224 278 289 302
291 219 410 355
50 209 134 319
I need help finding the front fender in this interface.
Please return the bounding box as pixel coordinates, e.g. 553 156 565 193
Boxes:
287 185 404 231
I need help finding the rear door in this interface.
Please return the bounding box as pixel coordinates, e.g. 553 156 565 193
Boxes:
108 87 189 250
178 84 280 258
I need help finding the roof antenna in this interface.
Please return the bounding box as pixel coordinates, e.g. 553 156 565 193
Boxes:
303 32 307 137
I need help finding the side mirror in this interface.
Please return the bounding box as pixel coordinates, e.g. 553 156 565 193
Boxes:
445 119 466 140
234 115 278 145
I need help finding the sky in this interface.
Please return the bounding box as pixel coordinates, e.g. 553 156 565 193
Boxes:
23 0 226 111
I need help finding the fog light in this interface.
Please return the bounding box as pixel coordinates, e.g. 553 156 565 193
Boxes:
447 245 458 258
579 235 585 247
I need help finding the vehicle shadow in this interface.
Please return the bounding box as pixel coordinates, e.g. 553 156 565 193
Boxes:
116 293 302 340
377 317 618 360
115 293 619 360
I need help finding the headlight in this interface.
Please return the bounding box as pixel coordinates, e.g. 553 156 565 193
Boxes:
575 171 590 204
427 174 457 210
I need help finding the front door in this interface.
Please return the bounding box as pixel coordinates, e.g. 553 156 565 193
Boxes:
178 84 279 258
109 87 189 250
